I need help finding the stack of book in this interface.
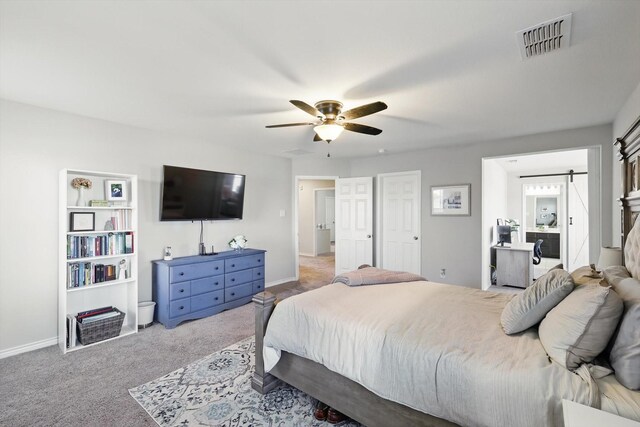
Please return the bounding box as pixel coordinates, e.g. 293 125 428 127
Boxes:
67 261 121 288
76 306 121 324
67 231 134 259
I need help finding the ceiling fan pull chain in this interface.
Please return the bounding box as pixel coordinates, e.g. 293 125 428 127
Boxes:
327 141 331 158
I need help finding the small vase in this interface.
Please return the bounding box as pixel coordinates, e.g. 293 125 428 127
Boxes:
76 187 85 207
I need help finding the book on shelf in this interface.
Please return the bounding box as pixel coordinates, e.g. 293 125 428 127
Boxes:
66 314 77 348
67 261 125 288
66 232 134 259
76 306 120 324
90 200 109 207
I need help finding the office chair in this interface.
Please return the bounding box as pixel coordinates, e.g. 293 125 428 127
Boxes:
533 239 543 265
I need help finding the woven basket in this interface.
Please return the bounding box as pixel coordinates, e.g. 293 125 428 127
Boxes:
77 308 125 345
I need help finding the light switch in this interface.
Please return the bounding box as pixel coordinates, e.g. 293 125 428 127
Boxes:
279 209 286 217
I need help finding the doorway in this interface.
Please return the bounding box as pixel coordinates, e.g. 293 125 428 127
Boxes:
295 177 337 287
481 148 598 290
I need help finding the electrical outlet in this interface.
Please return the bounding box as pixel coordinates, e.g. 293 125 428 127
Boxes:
440 268 446 279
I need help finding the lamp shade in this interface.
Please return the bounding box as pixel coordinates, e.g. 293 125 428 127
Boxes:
598 247 622 268
314 124 343 142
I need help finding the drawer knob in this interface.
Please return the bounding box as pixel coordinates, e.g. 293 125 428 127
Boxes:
258 259 262 262
257 272 261 276
215 266 219 270
179 306 184 310
231 292 235 296
231 264 235 267
180 289 184 293
215 282 219 285
231 278 235 282
179 272 184 276
214 297 219 301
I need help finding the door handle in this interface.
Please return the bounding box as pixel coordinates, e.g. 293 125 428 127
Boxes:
367 234 372 238
413 236 419 240
569 217 573 225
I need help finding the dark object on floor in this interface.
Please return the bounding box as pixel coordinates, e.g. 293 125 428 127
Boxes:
327 407 347 424
314 400 329 421
533 239 543 265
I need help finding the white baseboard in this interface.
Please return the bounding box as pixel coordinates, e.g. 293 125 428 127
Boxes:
266 277 297 288
0 336 57 360
298 252 314 257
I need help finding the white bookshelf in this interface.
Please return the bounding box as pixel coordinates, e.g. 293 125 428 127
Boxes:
58 169 138 353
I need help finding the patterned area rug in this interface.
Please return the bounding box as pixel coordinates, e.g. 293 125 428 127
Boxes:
129 336 360 426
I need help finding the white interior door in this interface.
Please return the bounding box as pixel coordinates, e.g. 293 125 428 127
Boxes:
567 174 589 270
335 177 373 274
326 195 335 242
379 171 421 274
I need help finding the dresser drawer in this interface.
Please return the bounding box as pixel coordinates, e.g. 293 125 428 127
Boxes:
252 280 265 293
191 275 224 296
170 260 224 282
225 254 264 272
169 282 191 301
225 283 253 302
252 267 264 281
169 298 191 317
225 269 253 286
191 290 224 312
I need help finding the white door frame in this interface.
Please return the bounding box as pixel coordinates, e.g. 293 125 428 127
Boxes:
376 170 422 271
293 175 339 281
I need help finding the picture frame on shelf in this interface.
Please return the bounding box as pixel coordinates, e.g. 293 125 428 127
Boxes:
70 212 95 231
431 184 471 216
105 180 127 202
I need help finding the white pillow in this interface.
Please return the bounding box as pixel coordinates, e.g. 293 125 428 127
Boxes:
500 269 574 335
539 284 623 370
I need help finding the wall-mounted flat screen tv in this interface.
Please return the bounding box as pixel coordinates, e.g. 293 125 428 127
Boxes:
160 165 245 221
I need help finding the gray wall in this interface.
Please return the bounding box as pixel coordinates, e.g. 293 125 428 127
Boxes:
348 124 613 287
612 81 640 246
0 99 295 354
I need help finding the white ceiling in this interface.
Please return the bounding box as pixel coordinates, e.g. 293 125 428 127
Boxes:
1 1 639 159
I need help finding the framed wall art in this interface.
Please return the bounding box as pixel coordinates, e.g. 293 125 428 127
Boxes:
105 180 128 202
431 184 471 216
69 212 95 232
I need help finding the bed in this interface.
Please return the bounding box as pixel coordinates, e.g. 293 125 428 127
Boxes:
252 116 640 427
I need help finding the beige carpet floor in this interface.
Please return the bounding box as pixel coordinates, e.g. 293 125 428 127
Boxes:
0 255 336 426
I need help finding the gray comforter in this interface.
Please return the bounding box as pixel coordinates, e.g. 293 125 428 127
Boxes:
263 281 598 427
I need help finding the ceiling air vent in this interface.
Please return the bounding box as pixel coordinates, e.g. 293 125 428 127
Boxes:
516 13 572 60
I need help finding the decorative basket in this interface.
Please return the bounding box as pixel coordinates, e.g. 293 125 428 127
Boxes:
77 308 125 345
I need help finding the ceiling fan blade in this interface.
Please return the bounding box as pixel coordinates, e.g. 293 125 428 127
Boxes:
341 101 387 120
265 122 315 128
290 100 322 117
313 133 323 142
343 122 383 135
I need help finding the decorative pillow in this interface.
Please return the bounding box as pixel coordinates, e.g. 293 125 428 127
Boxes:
603 265 631 286
539 284 623 370
607 273 640 390
571 265 607 286
500 269 574 335
548 263 564 272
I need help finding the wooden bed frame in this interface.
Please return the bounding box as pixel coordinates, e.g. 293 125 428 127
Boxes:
252 115 640 427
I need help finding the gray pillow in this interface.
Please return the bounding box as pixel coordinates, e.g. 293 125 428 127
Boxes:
606 272 640 390
500 269 574 335
539 284 623 370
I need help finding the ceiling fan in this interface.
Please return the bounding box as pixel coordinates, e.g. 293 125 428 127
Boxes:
266 100 388 156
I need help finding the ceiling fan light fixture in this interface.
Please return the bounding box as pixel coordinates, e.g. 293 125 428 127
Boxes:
314 124 343 142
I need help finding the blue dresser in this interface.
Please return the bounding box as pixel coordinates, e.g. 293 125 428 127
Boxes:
152 249 266 328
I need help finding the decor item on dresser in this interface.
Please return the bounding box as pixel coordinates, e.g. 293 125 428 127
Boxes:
163 246 172 261
71 177 92 206
104 179 127 202
431 184 470 216
229 234 248 251
152 248 265 328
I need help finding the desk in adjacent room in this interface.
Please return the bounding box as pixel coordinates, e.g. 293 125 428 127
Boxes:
495 242 534 288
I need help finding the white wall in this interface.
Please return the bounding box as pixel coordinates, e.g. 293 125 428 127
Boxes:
348 124 613 288
612 81 640 246
0 99 294 354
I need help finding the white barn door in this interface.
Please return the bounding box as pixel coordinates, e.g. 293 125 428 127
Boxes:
567 174 589 271
335 177 373 275
378 171 421 274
